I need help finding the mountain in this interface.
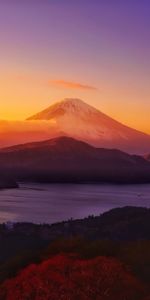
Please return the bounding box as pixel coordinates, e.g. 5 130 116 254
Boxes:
0 98 149 154
27 98 150 154
0 136 150 183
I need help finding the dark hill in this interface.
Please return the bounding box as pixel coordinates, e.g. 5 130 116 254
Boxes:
0 136 150 183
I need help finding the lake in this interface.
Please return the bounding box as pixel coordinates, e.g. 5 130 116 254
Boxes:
0 183 150 223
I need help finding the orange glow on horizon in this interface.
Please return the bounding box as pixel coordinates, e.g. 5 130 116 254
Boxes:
0 72 149 135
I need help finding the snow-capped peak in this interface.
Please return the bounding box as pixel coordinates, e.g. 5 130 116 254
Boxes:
50 98 99 114
27 98 100 121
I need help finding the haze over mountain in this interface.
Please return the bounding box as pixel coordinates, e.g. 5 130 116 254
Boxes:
0 136 150 184
27 98 150 154
0 120 60 148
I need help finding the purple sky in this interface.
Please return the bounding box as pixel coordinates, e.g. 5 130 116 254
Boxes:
0 0 150 133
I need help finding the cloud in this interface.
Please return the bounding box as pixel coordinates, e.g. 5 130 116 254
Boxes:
0 120 57 148
48 79 97 91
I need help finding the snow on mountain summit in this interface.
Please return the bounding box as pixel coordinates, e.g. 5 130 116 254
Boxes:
27 98 100 120
55 98 94 112
56 98 101 114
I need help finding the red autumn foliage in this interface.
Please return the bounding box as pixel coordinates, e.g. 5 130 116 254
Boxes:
0 254 144 300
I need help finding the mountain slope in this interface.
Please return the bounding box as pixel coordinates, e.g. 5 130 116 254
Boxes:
27 98 150 154
0 136 150 183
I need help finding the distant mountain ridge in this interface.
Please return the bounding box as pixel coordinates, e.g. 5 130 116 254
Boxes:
27 98 150 154
0 136 150 184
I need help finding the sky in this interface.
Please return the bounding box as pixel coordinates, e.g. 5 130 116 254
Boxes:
0 0 150 134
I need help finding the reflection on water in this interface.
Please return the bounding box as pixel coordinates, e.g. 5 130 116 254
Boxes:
0 183 150 223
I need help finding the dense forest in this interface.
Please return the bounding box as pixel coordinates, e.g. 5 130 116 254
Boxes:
0 206 150 299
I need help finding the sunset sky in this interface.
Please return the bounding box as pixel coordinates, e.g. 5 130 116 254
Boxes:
0 0 150 134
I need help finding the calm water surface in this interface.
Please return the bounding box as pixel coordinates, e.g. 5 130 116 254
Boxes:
0 183 150 223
